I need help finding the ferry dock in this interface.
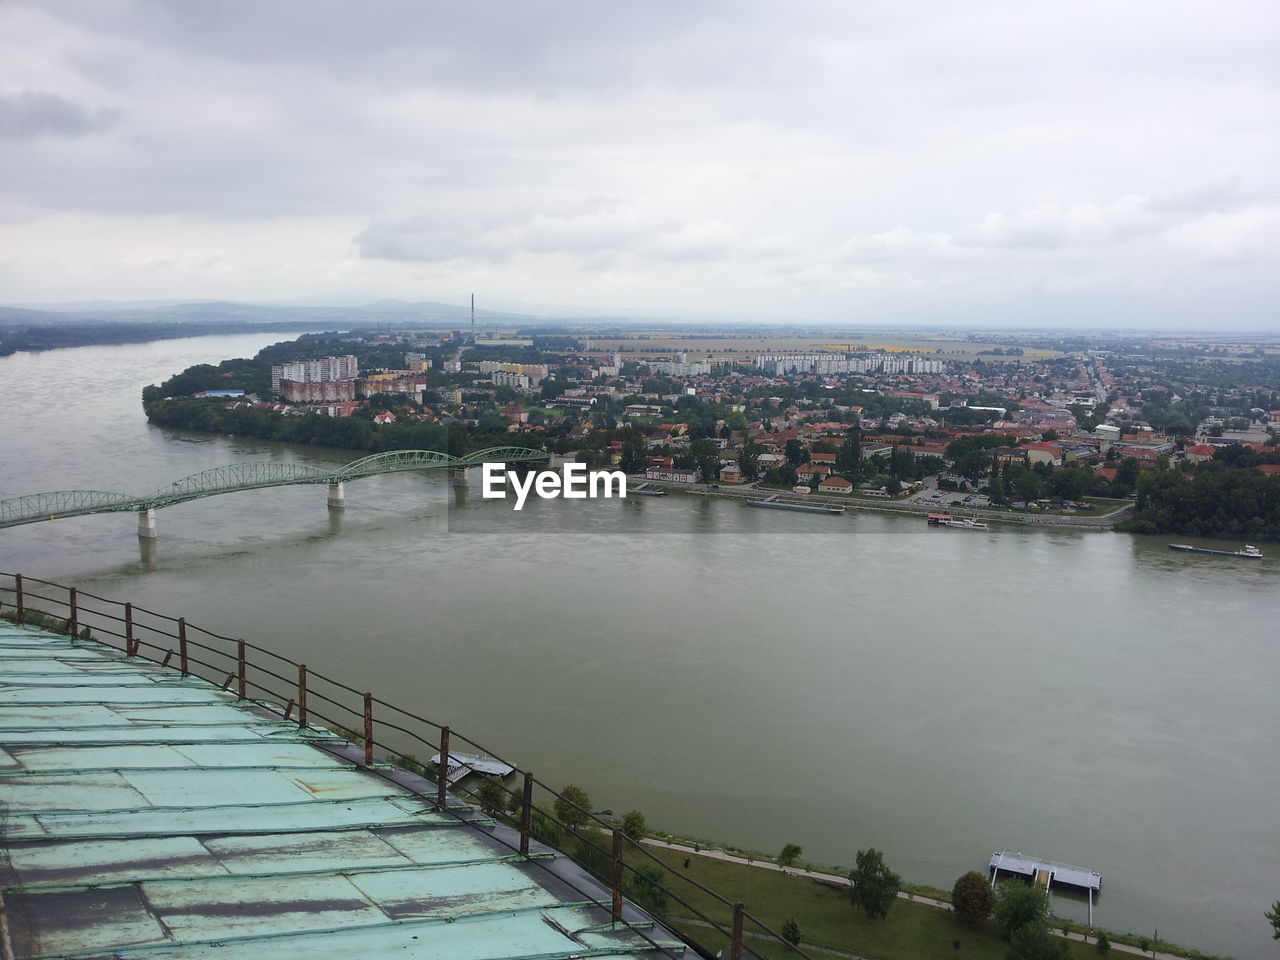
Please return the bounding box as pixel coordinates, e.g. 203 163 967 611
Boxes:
990 851 1102 924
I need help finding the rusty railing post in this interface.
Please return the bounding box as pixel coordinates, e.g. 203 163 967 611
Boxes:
236 639 246 699
611 829 624 922
178 618 188 675
520 770 533 856
14 574 23 623
67 588 78 638
437 725 450 809
730 902 744 960
363 692 374 767
297 664 308 727
125 602 135 655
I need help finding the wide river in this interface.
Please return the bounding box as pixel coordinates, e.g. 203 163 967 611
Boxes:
1 334 1276 957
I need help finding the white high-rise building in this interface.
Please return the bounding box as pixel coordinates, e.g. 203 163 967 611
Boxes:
270 355 359 393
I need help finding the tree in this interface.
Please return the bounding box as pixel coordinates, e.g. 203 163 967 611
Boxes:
836 428 863 477
621 809 647 841
1267 900 1280 939
475 778 507 816
739 439 763 481
848 847 901 919
554 784 592 829
781 918 802 946
778 843 803 866
1009 922 1068 960
955 448 993 481
688 437 721 483
993 880 1048 939
1095 931 1111 954
619 429 648 473
951 870 994 924
627 864 668 918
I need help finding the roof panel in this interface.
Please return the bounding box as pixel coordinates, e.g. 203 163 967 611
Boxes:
0 622 677 960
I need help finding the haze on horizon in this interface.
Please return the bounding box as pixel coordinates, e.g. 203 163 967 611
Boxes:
1 1 1277 330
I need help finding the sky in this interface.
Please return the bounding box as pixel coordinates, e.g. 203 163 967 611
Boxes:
1 0 1277 328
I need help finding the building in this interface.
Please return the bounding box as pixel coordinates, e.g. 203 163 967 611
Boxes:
270 355 358 393
280 379 358 403
492 370 532 390
818 476 854 494
719 463 746 484
645 465 699 483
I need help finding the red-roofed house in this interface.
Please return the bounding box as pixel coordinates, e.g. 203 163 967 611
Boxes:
1185 444 1217 464
818 476 853 494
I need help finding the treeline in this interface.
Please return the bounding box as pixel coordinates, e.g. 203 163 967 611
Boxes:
1124 464 1280 541
142 357 271 402
0 320 333 357
144 398 544 457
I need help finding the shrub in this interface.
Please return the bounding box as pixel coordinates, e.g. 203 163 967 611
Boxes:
952 870 994 924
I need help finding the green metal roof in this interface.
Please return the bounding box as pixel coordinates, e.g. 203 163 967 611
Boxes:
0 622 683 959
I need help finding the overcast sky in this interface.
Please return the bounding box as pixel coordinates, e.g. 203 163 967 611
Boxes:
1 1 1277 328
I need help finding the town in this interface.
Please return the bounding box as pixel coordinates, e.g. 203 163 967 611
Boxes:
142 325 1280 535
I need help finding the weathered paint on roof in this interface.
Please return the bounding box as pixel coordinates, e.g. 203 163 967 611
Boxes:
0 622 684 959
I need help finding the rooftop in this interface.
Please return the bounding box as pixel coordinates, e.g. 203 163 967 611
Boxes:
0 620 682 959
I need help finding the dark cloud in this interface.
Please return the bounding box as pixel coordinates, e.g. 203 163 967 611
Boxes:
0 89 117 139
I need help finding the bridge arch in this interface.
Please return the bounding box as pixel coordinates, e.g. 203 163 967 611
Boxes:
0 447 549 531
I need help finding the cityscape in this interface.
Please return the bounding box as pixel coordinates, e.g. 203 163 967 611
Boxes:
2 2 1278 959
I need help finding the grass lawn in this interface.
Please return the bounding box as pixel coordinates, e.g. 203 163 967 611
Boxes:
633 846 1100 960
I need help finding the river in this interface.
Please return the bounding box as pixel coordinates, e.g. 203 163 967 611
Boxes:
1 333 1276 958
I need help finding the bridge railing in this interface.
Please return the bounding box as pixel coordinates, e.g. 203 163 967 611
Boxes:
0 572 816 960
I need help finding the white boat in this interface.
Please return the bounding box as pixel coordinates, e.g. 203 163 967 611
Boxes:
941 517 989 530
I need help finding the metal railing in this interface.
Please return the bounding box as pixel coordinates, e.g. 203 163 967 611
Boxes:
0 572 816 960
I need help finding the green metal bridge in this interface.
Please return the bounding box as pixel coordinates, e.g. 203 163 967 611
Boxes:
0 447 549 532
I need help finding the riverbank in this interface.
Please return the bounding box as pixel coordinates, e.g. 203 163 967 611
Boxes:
632 837 1232 960
632 477 1134 529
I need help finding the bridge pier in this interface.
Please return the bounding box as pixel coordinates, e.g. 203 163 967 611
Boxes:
326 482 345 508
137 508 157 539
450 468 470 488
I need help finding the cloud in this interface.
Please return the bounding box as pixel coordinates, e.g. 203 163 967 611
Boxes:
959 196 1158 250
0 89 117 139
2 1 1278 325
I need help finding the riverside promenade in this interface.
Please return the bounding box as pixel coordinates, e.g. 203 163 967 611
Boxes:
632 478 1132 529
640 839 1185 960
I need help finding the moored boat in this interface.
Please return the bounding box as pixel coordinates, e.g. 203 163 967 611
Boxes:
1169 543 1262 558
943 517 989 529
746 499 844 515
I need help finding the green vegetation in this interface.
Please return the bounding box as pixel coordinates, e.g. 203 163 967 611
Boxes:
637 846 1101 960
554 783 592 828
848 848 901 920
952 870 994 924
621 809 647 841
1009 922 1069 959
993 880 1049 940
781 917 802 946
778 843 803 867
0 317 330 357
1267 900 1280 939
1124 463 1280 541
